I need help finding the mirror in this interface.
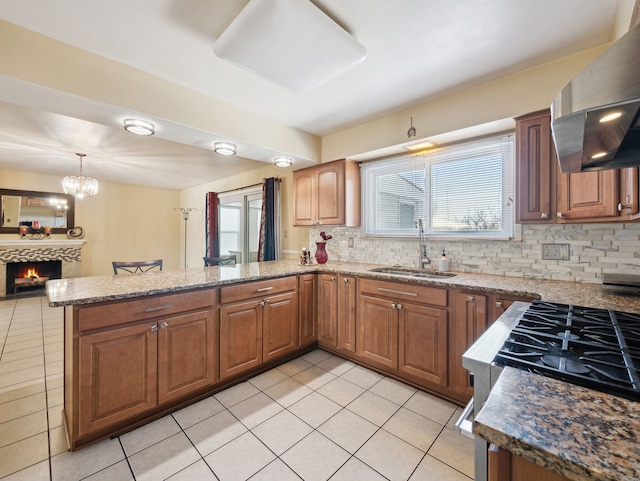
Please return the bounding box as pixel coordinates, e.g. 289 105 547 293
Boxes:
0 189 75 234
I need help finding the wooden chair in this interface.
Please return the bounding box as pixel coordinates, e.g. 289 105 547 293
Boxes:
112 259 163 274
203 255 236 266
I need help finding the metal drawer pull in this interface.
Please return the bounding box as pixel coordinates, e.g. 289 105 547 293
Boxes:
344 278 349 283
256 287 273 292
160 321 168 329
454 398 475 439
377 287 418 296
467 296 475 302
391 303 397 309
396 303 402 310
495 301 503 308
145 304 172 313
331 277 336 281
151 324 158 332
259 301 265 307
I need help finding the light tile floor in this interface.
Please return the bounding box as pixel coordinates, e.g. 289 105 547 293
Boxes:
0 296 474 481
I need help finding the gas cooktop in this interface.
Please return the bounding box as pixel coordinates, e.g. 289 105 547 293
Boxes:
494 300 640 401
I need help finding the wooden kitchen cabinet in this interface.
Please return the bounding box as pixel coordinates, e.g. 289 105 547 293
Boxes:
293 159 360 226
78 322 158 437
357 278 448 383
158 309 217 405
71 289 216 444
337 275 357 352
219 276 298 380
489 445 571 481
298 274 317 347
451 290 489 396
451 291 533 398
515 110 556 223
318 273 338 346
516 109 639 224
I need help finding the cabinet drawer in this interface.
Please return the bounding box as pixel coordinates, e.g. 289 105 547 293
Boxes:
220 276 297 304
359 278 447 307
78 289 215 331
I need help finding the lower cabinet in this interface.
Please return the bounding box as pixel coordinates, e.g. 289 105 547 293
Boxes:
73 289 217 442
451 291 534 398
219 276 298 380
489 445 571 481
357 278 449 386
317 274 357 353
298 274 317 346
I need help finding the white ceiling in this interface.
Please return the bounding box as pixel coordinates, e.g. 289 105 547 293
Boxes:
0 0 625 189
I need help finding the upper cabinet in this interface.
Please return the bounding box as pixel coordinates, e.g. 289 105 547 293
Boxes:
515 110 640 224
293 159 361 226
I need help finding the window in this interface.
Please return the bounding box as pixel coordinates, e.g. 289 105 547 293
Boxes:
218 190 262 263
362 134 514 239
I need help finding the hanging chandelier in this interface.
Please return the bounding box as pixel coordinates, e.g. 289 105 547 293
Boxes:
62 153 99 198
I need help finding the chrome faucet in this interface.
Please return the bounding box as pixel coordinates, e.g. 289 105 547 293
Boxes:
418 219 431 267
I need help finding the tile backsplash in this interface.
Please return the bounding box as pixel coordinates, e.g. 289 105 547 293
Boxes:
308 223 640 284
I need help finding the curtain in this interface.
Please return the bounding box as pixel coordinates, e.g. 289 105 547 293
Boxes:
257 177 281 261
205 192 219 258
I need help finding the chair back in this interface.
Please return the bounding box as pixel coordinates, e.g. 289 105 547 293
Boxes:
112 259 163 275
203 255 236 266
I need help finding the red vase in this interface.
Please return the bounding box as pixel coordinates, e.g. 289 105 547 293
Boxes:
315 242 328 264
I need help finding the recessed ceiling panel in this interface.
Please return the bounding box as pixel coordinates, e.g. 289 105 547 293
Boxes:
213 0 366 93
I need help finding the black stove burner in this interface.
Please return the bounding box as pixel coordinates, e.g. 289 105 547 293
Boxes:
494 300 640 401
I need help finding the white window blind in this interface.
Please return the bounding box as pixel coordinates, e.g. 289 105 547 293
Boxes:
362 133 514 239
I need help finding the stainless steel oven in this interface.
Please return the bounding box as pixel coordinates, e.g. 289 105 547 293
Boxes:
454 302 529 481
456 299 640 481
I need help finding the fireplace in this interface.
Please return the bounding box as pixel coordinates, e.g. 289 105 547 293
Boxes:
6 260 62 296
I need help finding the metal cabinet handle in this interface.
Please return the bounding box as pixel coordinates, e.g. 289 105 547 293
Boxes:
331 276 336 281
259 301 265 307
151 324 158 332
495 301 503 308
467 296 475 302
557 212 564 218
391 303 397 309
160 321 168 329
343 278 349 283
619 202 632 212
396 303 402 310
265 298 270 304
144 304 172 313
256 287 273 292
540 212 549 219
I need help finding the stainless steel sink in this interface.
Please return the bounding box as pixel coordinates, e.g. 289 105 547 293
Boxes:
369 267 456 278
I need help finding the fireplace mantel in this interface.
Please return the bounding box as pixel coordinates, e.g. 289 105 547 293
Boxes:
0 239 86 248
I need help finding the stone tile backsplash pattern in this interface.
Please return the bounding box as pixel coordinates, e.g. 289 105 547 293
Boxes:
309 223 640 284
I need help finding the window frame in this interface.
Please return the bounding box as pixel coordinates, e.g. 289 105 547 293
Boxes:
361 133 515 240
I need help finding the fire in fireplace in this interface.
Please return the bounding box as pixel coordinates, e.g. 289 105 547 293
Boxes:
6 261 62 296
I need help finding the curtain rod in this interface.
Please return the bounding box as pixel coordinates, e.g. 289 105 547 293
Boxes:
215 176 281 196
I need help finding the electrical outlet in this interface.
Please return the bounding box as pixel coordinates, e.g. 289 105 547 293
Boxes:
542 243 570 260
348 237 354 248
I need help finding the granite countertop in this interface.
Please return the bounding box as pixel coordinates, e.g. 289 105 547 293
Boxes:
474 367 640 481
47 259 640 311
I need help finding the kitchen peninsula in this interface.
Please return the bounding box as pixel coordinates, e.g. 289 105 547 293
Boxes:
48 259 640 453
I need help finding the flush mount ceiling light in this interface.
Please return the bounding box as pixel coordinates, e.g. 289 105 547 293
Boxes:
62 153 99 199
406 141 436 152
214 142 236 156
123 118 155 136
274 157 293 167
213 0 366 93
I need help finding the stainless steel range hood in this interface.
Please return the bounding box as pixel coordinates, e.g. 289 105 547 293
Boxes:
551 22 640 173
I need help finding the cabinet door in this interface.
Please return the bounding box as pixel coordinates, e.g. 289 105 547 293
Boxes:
78 323 157 437
557 169 619 220
398 303 448 386
516 110 556 223
157 309 216 405
298 274 317 346
619 167 639 217
316 162 345 225
451 291 488 397
293 169 316 226
337 275 357 352
263 291 298 362
491 294 533 323
318 274 338 347
357 294 398 369
219 299 262 379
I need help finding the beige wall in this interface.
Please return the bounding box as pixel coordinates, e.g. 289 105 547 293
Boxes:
180 163 309 268
0 168 181 276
